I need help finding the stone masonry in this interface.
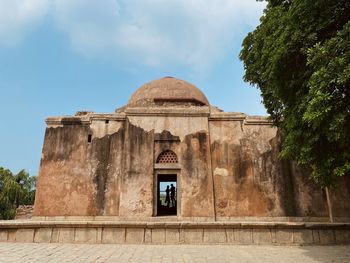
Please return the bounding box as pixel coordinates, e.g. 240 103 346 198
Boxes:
33 77 350 220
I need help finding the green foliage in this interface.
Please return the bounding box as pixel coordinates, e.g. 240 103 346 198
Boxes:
240 0 350 187
0 167 36 220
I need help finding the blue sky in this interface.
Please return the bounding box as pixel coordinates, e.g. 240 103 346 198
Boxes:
0 0 266 176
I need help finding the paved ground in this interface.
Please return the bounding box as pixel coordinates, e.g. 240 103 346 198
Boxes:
0 243 349 263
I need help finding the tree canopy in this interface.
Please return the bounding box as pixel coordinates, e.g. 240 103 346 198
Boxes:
0 167 36 220
240 0 350 187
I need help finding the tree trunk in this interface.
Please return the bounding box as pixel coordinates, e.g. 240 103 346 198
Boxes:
325 187 334 223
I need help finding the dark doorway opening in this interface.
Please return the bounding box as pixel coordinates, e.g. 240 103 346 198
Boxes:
157 174 177 216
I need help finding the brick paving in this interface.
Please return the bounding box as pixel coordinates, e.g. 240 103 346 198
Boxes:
0 243 349 263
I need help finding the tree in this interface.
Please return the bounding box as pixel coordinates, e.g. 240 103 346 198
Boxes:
0 167 36 220
240 0 350 187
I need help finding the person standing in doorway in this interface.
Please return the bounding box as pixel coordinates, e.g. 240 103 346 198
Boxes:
170 184 176 207
165 185 170 207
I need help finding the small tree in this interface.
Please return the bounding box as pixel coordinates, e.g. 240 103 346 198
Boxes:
0 167 36 220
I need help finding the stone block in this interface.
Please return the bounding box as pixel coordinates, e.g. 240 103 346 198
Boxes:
179 229 185 243
226 229 235 243
7 230 16 242
319 230 335 244
184 229 203 243
52 216 66 221
235 229 252 244
125 228 144 244
96 227 103 243
335 230 350 244
34 228 52 243
166 229 180 244
0 230 8 242
203 228 226 243
67 216 94 221
144 229 152 243
253 229 272 244
102 228 125 244
312 230 321 244
58 228 75 243
293 229 313 245
15 229 34 243
152 229 166 243
51 228 59 243
275 230 293 244
75 228 97 243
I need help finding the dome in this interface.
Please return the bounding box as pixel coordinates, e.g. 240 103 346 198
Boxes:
127 77 209 107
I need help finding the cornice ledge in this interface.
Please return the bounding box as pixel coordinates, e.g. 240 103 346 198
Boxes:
125 107 210 117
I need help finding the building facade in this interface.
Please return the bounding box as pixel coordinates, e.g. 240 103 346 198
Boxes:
34 77 350 220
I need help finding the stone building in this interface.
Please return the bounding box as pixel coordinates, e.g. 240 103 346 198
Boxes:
34 77 350 220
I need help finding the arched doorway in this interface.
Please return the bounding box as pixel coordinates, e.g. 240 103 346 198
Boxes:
154 150 180 216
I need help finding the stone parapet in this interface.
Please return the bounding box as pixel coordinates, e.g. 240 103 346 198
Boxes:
0 220 349 245
124 107 210 117
244 116 273 125
209 112 273 126
45 113 126 126
209 112 246 121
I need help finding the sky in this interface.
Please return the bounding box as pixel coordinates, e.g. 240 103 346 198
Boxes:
0 0 267 176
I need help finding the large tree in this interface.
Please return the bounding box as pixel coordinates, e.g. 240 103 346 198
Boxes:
240 0 350 187
0 167 36 220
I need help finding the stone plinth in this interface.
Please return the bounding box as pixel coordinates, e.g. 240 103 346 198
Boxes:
0 220 349 245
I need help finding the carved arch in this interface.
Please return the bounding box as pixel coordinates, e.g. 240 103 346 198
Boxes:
156 150 178 163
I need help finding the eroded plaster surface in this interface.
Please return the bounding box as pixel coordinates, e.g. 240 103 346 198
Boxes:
34 77 350 219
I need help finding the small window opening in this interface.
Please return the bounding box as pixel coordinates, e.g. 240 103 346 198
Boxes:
88 134 92 143
105 120 109 124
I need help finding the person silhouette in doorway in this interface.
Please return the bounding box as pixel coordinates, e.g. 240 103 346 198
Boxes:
165 185 170 208
170 184 176 207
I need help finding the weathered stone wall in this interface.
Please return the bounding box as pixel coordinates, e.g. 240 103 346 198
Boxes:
34 110 350 219
34 123 97 216
209 118 350 218
180 131 214 217
15 205 34 219
91 121 125 216
129 114 215 218
118 119 155 218
329 176 350 217
210 119 282 217
34 118 125 217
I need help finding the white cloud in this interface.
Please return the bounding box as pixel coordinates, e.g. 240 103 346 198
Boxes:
0 0 50 46
0 0 266 71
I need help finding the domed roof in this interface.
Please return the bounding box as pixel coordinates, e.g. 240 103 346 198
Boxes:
128 77 209 107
